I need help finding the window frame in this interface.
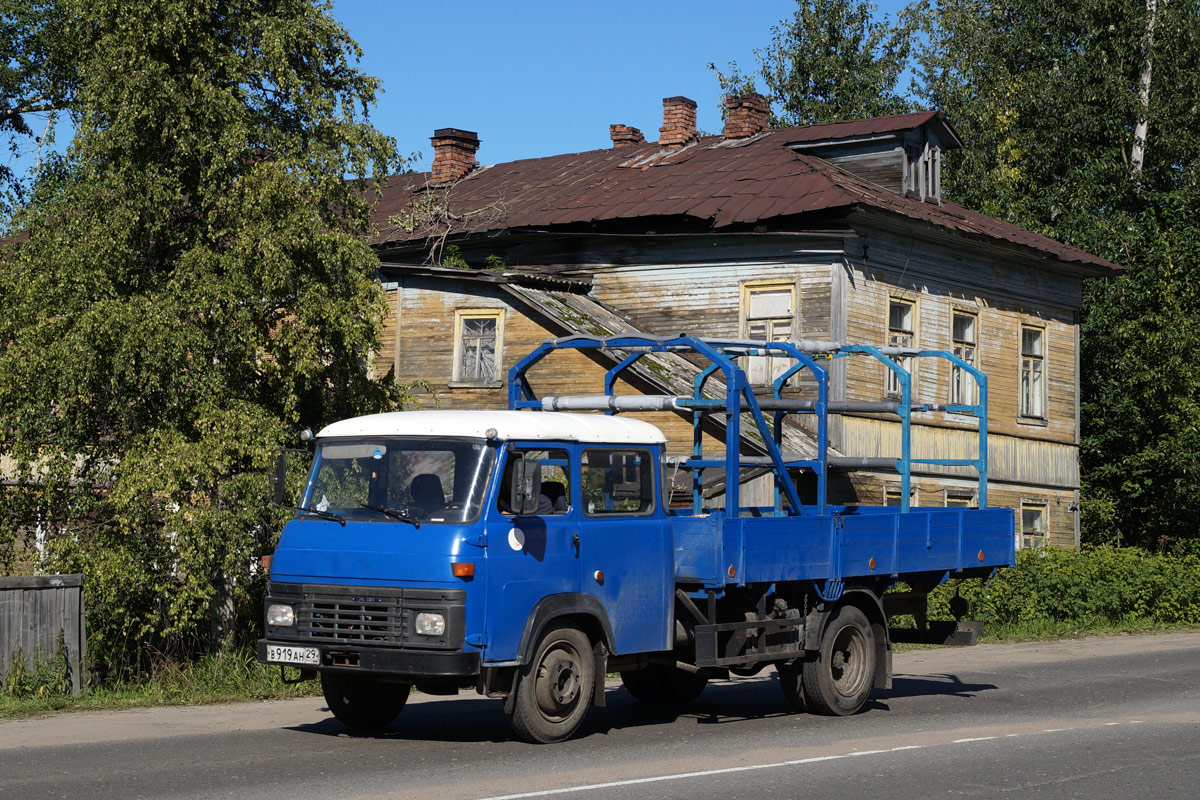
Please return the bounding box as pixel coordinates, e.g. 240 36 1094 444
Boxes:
451 308 505 387
886 296 918 398
1018 323 1047 422
739 280 798 387
950 309 978 406
581 447 657 518
1019 501 1048 550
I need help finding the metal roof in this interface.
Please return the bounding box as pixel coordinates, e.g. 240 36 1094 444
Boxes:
371 112 1117 275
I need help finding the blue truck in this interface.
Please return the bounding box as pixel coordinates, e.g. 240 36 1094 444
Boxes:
257 335 1014 743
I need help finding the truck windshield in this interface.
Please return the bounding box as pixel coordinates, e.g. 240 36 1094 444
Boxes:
302 438 496 525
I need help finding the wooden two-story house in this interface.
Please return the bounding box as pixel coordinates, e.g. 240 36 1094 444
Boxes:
367 95 1119 549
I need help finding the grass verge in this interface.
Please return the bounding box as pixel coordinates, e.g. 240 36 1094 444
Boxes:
0 648 319 720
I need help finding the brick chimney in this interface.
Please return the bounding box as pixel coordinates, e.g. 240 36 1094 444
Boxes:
658 96 697 149
723 93 770 139
609 124 645 148
430 128 480 184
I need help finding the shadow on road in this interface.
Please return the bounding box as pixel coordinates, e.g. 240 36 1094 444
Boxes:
285 670 997 744
876 673 998 701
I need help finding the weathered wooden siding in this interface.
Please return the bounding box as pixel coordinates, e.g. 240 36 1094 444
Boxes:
840 233 1080 445
840 416 1079 489
0 574 86 695
813 144 905 193
381 276 718 459
589 258 837 343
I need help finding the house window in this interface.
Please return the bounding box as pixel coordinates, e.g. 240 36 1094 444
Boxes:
741 282 796 386
453 309 504 385
906 142 941 202
1020 325 1045 419
1020 503 1047 549
945 492 975 508
885 487 918 507
951 311 977 406
886 297 916 396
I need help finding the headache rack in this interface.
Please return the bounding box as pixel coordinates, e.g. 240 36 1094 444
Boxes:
508 334 989 516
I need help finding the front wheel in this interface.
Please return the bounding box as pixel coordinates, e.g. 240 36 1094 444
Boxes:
802 604 876 716
321 672 410 731
506 623 595 743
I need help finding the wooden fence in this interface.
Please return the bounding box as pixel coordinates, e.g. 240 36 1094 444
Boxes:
0 575 86 695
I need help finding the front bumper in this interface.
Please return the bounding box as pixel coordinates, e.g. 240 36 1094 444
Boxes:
257 639 481 677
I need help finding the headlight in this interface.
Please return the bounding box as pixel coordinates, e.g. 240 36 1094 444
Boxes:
415 612 445 636
267 604 295 627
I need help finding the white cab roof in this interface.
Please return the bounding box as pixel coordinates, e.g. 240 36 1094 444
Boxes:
316 410 667 445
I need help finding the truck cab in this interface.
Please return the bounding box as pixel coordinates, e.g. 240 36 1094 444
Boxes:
259 409 674 742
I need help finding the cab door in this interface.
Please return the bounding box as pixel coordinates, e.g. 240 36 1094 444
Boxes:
483 446 581 661
576 446 673 655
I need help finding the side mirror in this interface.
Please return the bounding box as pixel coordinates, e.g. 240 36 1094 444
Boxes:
510 457 543 515
271 451 288 506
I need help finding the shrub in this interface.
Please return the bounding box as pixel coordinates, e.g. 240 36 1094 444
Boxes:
927 545 1200 627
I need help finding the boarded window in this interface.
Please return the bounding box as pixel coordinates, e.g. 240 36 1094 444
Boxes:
886 298 916 396
453 310 503 384
741 283 795 386
1020 325 1045 418
951 311 977 405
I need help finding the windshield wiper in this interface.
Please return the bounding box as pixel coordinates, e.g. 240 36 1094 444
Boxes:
296 505 346 526
359 503 421 528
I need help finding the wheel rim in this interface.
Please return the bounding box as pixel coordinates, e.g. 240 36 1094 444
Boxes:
534 642 583 722
828 623 869 700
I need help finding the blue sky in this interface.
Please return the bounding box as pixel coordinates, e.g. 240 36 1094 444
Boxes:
4 1 913 181
333 0 911 171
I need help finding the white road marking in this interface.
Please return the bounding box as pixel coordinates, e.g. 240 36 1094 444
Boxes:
475 755 848 800
474 721 1143 800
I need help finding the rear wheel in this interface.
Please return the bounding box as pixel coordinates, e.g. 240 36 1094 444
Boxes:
507 623 595 743
321 672 410 731
802 604 875 716
621 664 709 706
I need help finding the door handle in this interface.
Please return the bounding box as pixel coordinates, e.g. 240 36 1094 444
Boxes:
571 533 580 558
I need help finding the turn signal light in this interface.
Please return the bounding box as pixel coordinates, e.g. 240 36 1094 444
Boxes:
452 562 475 578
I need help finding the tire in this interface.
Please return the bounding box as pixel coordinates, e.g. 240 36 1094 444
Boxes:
620 664 709 706
507 623 595 743
802 604 876 716
321 672 410 731
776 660 806 712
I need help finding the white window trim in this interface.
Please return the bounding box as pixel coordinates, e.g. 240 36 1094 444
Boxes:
739 280 798 386
451 308 505 387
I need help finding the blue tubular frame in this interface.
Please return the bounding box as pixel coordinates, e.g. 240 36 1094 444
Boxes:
507 335 990 515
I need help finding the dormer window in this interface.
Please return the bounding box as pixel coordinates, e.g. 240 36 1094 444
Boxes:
906 139 941 203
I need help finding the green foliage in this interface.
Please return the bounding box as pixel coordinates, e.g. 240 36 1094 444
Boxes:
0 0 79 219
2 632 71 698
710 0 919 126
0 0 407 676
915 0 1200 549
927 546 1200 629
0 647 318 717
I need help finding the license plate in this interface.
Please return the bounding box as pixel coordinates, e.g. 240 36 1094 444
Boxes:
266 644 320 666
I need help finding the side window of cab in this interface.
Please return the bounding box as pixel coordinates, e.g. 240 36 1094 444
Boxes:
497 449 571 516
581 449 655 516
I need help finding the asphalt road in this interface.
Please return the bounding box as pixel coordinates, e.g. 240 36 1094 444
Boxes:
1 632 1197 800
